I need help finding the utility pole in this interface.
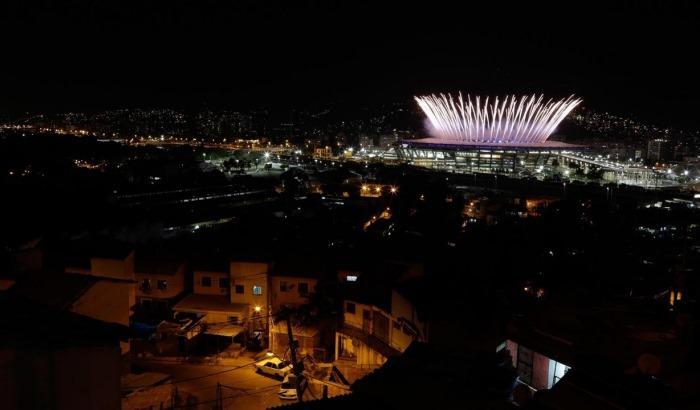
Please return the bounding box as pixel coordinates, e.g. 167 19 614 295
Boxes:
215 382 222 410
282 308 305 402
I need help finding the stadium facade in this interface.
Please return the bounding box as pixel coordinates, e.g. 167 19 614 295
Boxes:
395 138 585 174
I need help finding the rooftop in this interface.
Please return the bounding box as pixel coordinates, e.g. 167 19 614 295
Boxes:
0 292 129 349
173 294 248 315
403 137 586 151
9 271 101 310
135 258 184 276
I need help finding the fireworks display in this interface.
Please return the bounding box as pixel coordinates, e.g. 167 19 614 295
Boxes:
415 94 581 145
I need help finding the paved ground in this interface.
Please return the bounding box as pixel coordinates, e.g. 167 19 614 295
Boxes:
135 356 289 410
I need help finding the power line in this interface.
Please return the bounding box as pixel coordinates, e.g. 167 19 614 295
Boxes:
127 360 257 390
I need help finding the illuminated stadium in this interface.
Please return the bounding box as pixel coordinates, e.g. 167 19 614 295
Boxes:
396 94 586 173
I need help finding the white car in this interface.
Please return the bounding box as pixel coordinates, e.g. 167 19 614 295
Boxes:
255 356 293 378
278 374 298 400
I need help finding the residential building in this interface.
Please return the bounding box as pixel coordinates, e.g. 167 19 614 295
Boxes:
229 261 270 327
0 292 128 410
8 271 135 357
504 339 571 392
172 260 271 346
336 294 421 366
135 258 187 315
334 263 427 367
268 258 323 358
172 263 247 343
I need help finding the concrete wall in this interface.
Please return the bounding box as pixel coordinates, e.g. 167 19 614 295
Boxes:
230 262 269 318
335 332 387 367
506 339 570 391
193 270 230 296
343 300 415 353
90 252 135 281
71 281 133 354
270 276 317 310
136 264 186 300
0 345 122 410
391 290 427 341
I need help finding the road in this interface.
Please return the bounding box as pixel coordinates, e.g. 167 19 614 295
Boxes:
135 357 289 410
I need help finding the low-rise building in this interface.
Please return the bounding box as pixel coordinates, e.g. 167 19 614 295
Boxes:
268 258 323 358
9 271 135 357
135 258 187 315
0 292 128 410
171 260 271 348
335 283 425 366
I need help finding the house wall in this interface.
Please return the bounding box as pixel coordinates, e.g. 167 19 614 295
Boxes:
343 300 416 353
334 332 387 367
136 264 186 300
506 339 570 391
270 276 317 310
271 329 321 358
193 271 230 296
90 252 135 281
0 345 122 410
71 281 133 354
391 290 426 341
230 262 269 318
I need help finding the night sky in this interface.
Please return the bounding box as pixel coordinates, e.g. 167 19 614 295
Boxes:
1 1 699 127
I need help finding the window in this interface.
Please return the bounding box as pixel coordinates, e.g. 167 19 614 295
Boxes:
228 316 239 323
298 282 309 295
201 276 212 287
346 275 358 282
552 361 570 386
345 302 356 314
140 279 151 291
219 278 230 288
157 280 168 291
253 285 263 295
235 285 244 294
280 281 290 292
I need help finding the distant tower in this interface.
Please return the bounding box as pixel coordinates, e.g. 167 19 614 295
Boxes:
646 139 671 162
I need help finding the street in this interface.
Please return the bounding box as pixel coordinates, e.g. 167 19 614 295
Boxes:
135 357 288 410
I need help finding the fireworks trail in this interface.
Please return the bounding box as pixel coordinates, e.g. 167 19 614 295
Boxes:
415 93 581 144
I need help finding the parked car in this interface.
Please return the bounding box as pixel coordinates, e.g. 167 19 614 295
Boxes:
278 374 298 400
255 355 293 378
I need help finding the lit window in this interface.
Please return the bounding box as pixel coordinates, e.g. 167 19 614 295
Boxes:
552 361 570 386
253 285 263 295
346 275 358 282
157 280 167 290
